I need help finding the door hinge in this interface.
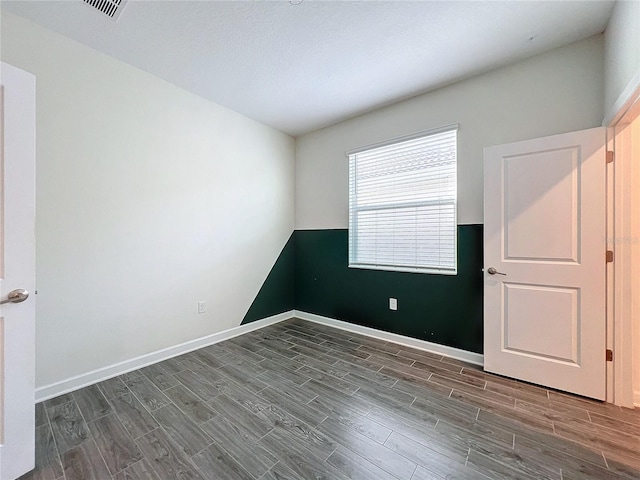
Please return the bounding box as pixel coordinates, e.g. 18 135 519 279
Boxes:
606 150 614 164
606 349 613 362
606 250 614 263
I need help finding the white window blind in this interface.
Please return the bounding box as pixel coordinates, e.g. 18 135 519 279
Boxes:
348 126 457 274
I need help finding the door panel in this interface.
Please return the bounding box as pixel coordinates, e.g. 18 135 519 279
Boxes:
0 62 36 480
504 147 579 262
484 127 606 400
503 283 579 363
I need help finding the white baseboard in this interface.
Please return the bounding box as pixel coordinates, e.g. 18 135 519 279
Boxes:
35 310 294 402
634 390 640 408
294 310 484 366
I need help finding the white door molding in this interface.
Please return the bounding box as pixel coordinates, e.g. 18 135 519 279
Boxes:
603 71 640 128
608 85 640 408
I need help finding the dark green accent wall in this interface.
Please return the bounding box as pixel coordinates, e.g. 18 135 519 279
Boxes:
294 226 484 353
241 233 295 324
242 226 484 354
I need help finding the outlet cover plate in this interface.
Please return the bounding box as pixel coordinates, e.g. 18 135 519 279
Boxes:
197 301 207 314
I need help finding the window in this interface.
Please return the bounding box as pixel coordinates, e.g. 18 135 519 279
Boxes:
348 125 457 274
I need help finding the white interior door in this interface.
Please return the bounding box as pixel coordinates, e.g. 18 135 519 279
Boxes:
0 62 36 479
484 127 606 400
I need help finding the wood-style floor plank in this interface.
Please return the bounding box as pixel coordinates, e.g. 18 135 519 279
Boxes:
553 418 640 460
112 458 159 480
216 378 271 417
305 379 372 416
191 441 254 480
256 338 299 359
603 454 640 479
168 353 210 374
260 462 302 480
259 425 349 480
258 386 327 427
327 445 398 480
18 425 63 480
47 401 90 454
514 430 607 468
589 411 640 437
108 392 159 440
365 404 439 446
44 394 74 410
207 394 273 442
296 353 352 378
96 377 129 400
472 438 562 480
122 376 171 411
434 417 515 452
35 403 48 428
383 367 454 399
87 413 142 475
258 403 338 459
411 463 491 480
61 439 111 480
199 415 276 478
216 362 269 394
135 428 204 480
140 363 180 391
190 349 230 371
385 420 469 462
163 384 218 425
150 404 212 457
296 364 360 394
219 341 267 366
173 370 222 401
317 417 417 480
515 435 623 480
323 408 391 444
467 448 559 480
383 431 467 478
72 385 111 423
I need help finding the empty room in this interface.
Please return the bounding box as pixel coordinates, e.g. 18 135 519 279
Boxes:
1 0 639 479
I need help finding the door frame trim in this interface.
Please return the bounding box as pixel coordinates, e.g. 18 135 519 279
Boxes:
607 79 640 407
603 70 640 127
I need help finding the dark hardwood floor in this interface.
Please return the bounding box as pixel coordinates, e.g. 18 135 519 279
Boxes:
21 318 640 479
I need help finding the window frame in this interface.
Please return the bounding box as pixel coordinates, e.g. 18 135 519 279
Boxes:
347 124 458 275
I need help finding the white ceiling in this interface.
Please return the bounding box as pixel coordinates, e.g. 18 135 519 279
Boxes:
3 0 615 136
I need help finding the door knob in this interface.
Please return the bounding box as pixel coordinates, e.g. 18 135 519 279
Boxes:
0 289 29 305
487 267 506 276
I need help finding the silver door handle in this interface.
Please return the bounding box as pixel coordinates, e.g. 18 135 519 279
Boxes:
487 267 506 276
0 289 29 305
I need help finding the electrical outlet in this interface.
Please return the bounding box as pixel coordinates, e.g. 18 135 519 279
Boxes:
197 301 207 314
389 298 398 311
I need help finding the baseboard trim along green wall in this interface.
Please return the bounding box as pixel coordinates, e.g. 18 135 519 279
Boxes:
243 225 484 354
295 310 484 365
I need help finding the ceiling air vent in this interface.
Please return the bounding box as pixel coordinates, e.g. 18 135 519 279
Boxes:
83 0 127 21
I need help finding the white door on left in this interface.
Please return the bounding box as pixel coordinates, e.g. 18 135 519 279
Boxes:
0 62 36 480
